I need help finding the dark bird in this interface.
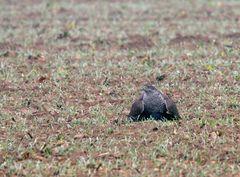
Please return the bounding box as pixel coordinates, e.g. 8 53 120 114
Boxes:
128 85 181 121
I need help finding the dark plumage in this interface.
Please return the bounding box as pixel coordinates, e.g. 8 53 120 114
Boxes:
128 85 181 121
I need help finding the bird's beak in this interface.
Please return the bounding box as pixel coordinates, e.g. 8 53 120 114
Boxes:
141 85 148 91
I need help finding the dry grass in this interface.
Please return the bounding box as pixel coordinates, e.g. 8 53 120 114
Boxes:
0 0 240 176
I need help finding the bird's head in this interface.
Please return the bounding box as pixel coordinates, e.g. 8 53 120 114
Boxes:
141 84 157 94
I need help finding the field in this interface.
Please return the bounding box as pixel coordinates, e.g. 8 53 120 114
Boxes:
0 0 240 176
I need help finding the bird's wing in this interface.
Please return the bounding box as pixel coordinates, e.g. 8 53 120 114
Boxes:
161 93 181 118
128 98 144 118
